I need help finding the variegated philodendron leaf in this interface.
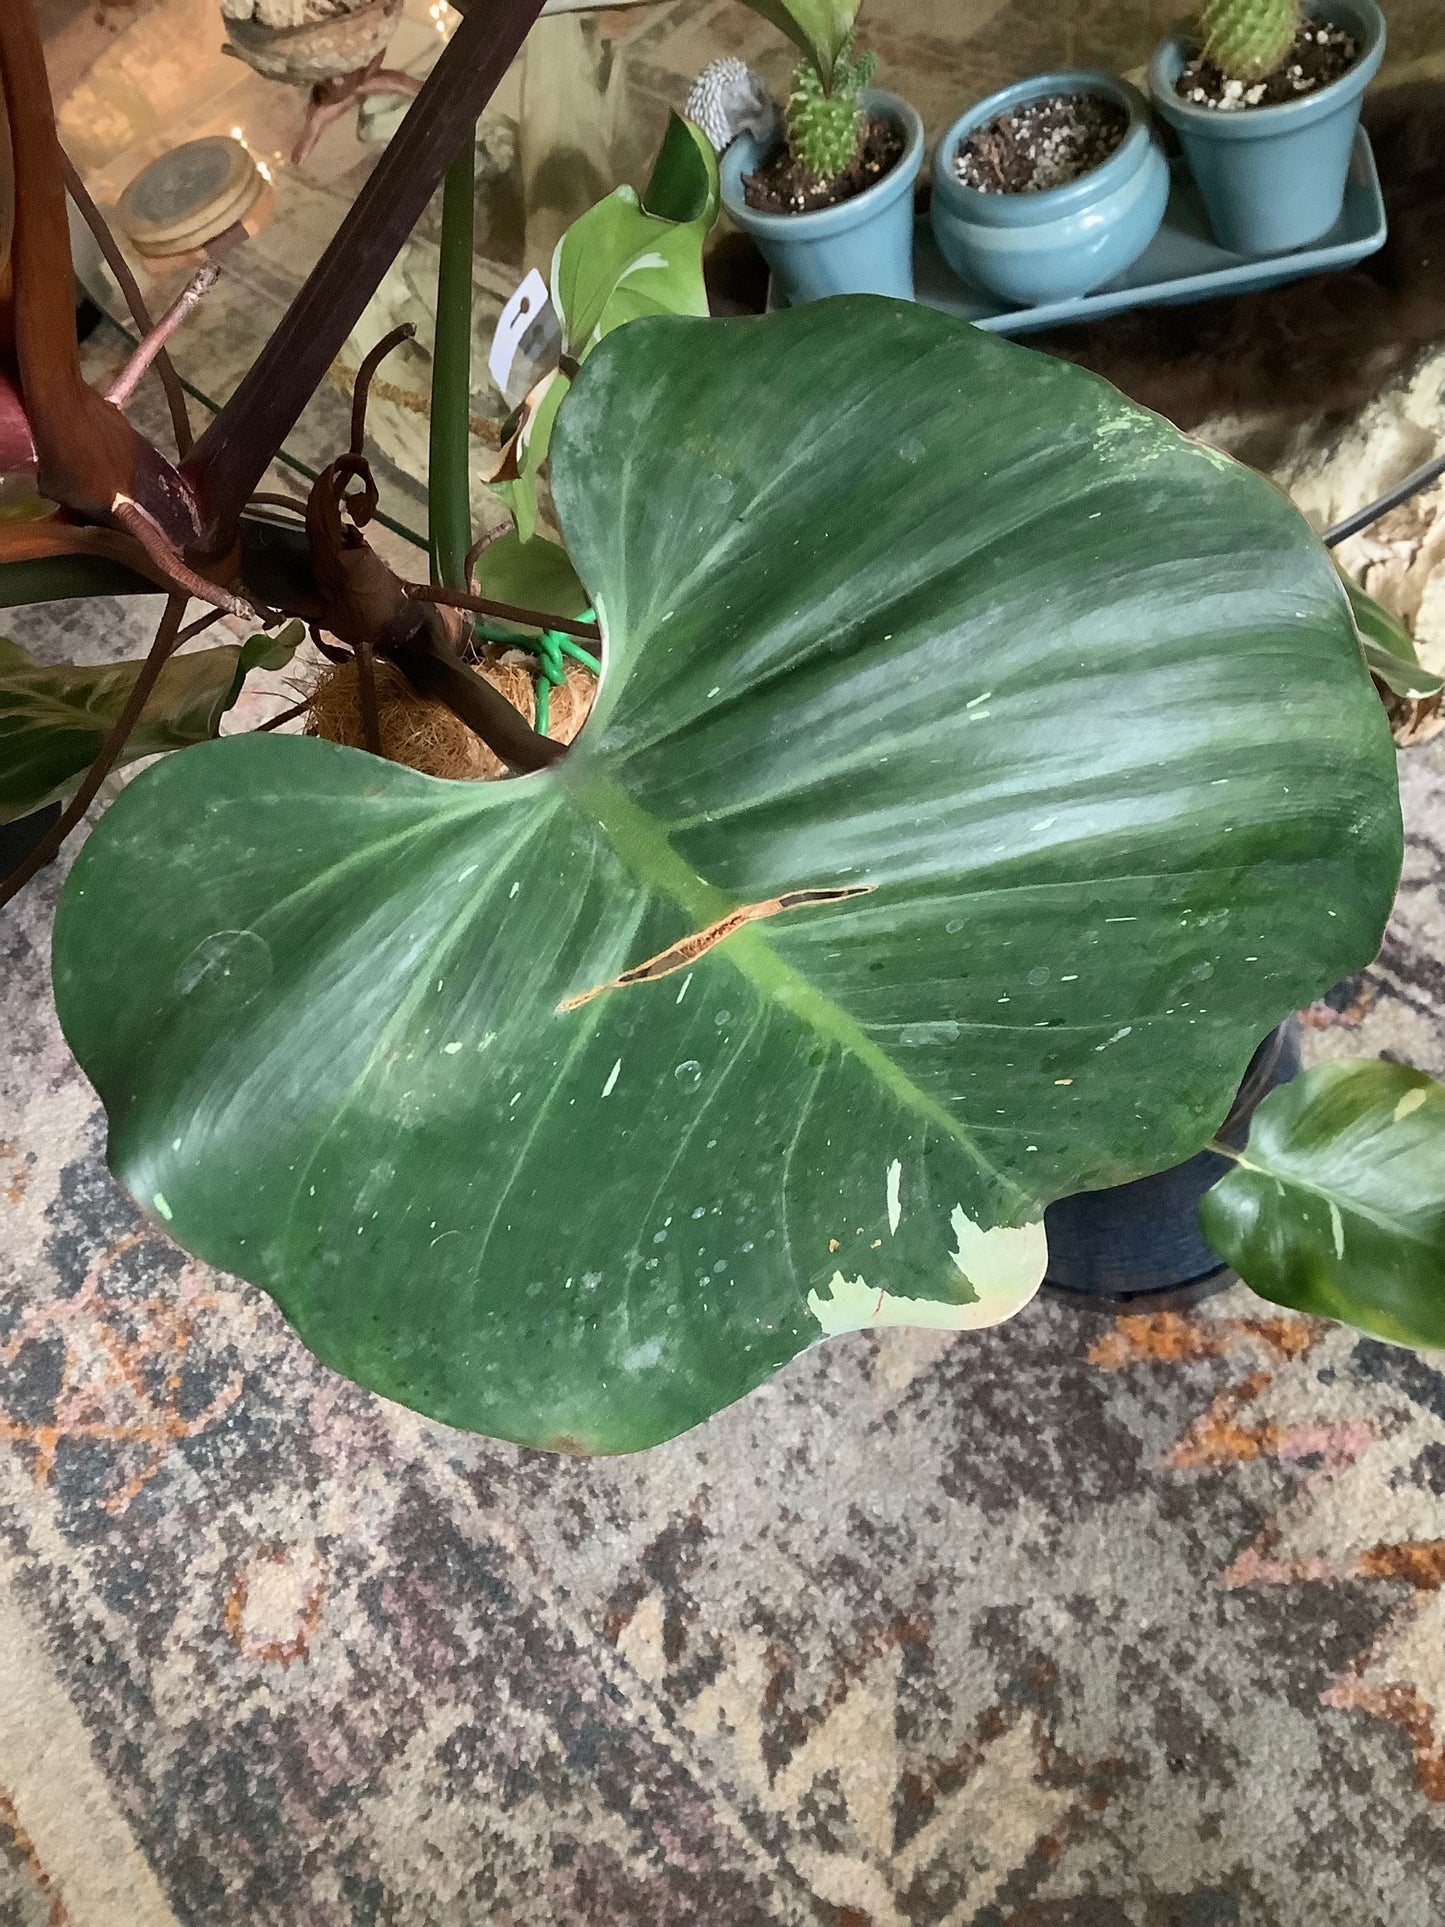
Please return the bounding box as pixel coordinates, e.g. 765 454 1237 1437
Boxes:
1200 1060 1445 1349
0 624 300 824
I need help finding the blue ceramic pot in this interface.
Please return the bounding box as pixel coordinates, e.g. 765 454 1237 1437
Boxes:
1043 1023 1301 1308
1150 0 1385 258
720 89 924 305
930 73 1169 307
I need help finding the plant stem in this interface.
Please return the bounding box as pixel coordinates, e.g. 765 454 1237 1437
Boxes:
465 518 515 587
0 0 144 516
354 635 384 757
405 581 597 641
430 145 476 591
257 694 315 733
59 150 195 458
391 632 565 773
0 593 185 909
105 266 218 411
183 0 549 545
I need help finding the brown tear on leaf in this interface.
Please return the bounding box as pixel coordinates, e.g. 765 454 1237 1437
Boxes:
483 367 561 486
558 887 874 1012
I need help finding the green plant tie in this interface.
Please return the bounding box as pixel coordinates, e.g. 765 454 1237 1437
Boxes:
470 611 600 738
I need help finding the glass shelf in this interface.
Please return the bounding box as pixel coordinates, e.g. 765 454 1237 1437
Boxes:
54 0 705 551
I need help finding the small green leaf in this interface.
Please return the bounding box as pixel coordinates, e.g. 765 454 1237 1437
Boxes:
644 113 722 227
1200 1060 1445 1349
551 183 714 359
472 530 587 620
1344 575 1419 667
491 370 571 545
1342 575 1445 739
238 620 305 678
738 0 860 85
487 116 721 539
1359 637 1444 703
0 633 271 823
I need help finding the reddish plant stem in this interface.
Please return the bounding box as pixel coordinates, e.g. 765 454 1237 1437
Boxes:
184 0 550 545
59 150 195 458
292 61 424 168
0 1 142 517
107 266 217 412
109 498 253 619
0 594 186 909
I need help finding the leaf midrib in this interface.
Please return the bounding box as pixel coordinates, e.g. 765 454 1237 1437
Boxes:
561 756 1036 1219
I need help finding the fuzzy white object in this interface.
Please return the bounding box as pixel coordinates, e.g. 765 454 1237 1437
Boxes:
685 58 781 155
221 0 376 24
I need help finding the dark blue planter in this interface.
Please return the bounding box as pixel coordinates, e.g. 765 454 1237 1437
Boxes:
0 802 61 879
1043 1022 1300 1310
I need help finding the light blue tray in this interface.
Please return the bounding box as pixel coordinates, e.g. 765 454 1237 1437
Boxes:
920 127 1386 334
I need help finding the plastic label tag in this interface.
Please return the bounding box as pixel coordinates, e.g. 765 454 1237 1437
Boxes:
488 269 561 408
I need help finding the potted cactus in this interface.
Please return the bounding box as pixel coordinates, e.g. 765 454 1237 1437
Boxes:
706 1 923 305
1150 0 1386 256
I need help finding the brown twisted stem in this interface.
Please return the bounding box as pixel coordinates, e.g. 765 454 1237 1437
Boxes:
464 518 516 591
351 324 416 458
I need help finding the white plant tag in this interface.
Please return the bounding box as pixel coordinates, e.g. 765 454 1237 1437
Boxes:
488 269 560 408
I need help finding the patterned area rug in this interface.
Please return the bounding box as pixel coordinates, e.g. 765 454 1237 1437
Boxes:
5 735 1445 1927
4 386 1445 1927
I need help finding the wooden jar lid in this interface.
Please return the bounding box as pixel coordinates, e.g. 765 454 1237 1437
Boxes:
116 137 264 257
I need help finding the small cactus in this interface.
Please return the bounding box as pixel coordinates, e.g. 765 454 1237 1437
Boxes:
1199 0 1302 81
785 33 875 184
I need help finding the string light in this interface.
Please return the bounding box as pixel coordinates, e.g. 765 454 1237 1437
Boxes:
228 125 274 185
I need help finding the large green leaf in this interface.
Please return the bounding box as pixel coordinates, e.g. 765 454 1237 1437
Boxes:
738 0 859 84
1200 1061 1445 1348
53 300 1402 1454
0 624 299 824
